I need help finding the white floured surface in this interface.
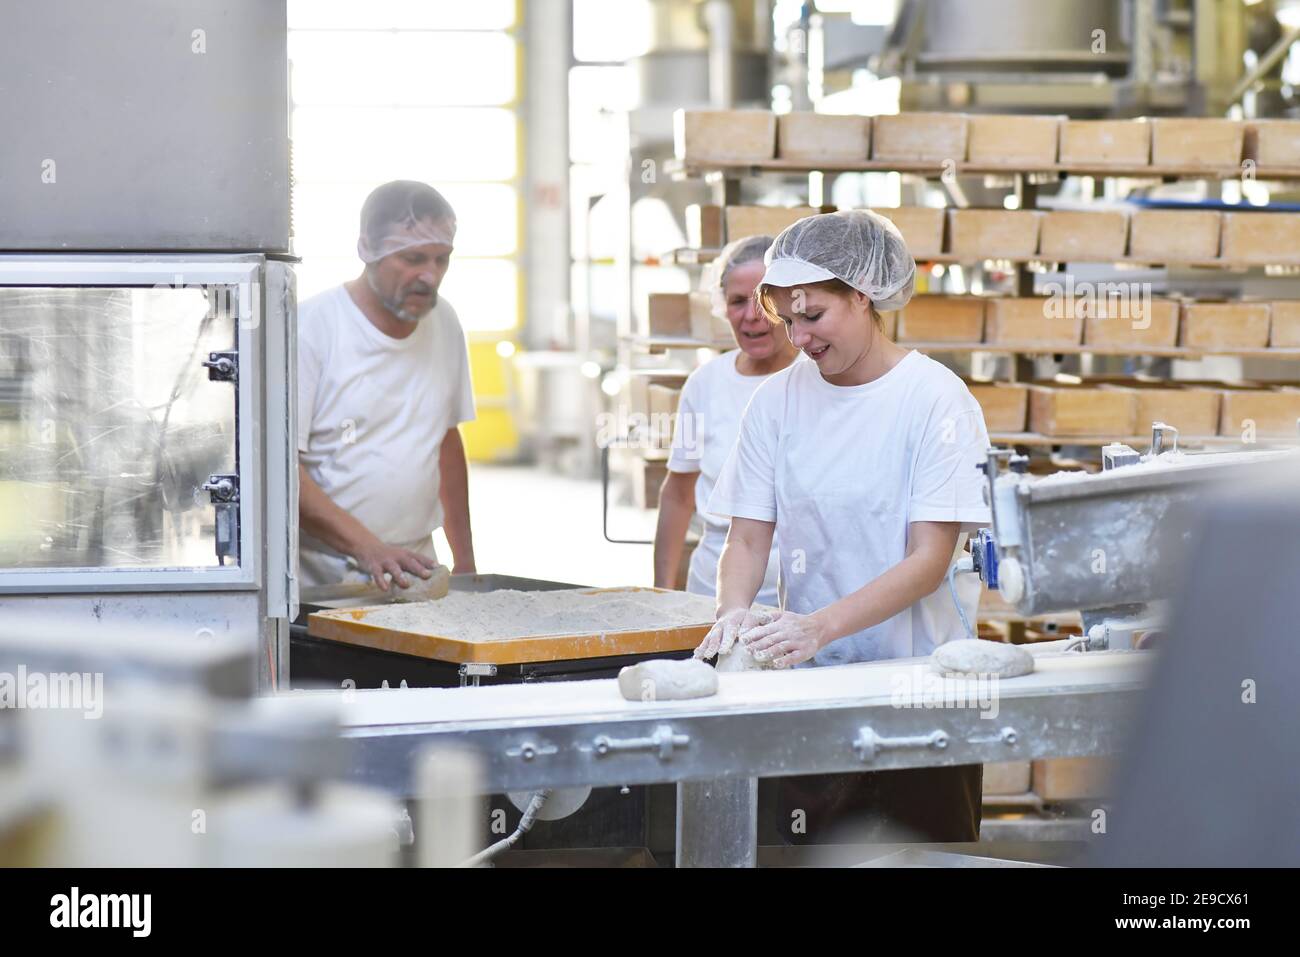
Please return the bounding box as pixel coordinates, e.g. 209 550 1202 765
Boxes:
326 648 1152 729
348 588 717 642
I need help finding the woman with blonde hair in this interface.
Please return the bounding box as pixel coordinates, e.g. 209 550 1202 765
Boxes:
697 209 992 843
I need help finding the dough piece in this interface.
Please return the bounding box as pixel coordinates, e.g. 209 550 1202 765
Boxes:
931 639 1035 678
715 640 775 673
618 658 718 702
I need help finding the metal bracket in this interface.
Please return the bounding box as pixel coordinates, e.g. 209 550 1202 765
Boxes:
201 474 240 565
592 724 690 761
458 663 498 688
967 726 1020 747
853 727 948 763
202 474 239 504
201 350 238 383
506 741 558 762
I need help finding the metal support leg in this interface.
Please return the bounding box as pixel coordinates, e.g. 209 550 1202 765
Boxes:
675 777 757 867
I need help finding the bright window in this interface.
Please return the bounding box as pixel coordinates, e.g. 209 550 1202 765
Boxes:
288 6 520 334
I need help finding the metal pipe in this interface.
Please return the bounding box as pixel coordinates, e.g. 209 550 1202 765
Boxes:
461 789 551 867
704 0 736 108
676 777 758 867
1230 23 1300 106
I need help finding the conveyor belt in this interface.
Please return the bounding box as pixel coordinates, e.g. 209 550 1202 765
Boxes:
337 646 1144 727
313 646 1152 796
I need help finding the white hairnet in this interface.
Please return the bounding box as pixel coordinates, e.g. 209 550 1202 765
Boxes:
699 234 773 318
762 209 915 312
357 180 457 264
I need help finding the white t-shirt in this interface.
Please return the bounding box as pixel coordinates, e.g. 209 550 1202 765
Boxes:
667 351 783 606
707 350 991 665
296 285 476 587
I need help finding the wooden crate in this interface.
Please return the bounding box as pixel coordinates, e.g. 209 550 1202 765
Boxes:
968 381 1029 432
673 109 776 164
897 295 985 342
1038 210 1129 261
1058 119 1151 167
685 204 725 248
645 292 693 338
625 372 688 417
985 297 1083 348
1244 119 1300 171
871 111 968 163
689 291 733 347
1270 301 1300 348
1220 212 1300 265
1180 301 1272 351
647 385 681 449
947 209 1044 260
724 205 823 243
1028 384 1137 437
776 112 871 162
982 761 1032 796
1032 757 1112 801
1219 388 1300 438
966 114 1060 168
1147 117 1244 170
631 456 669 510
1083 296 1180 349
873 206 946 259
1128 210 1222 262
1101 384 1221 438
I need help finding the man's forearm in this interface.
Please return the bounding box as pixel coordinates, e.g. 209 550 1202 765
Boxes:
438 428 475 571
298 463 376 556
653 472 696 588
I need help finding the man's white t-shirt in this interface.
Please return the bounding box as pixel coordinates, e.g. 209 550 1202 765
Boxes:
297 285 476 587
667 351 782 606
707 350 991 665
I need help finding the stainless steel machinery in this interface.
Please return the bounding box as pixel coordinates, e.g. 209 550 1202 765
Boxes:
0 0 295 689
0 256 298 688
971 429 1300 650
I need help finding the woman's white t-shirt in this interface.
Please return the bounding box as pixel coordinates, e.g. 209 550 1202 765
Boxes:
667 351 783 606
707 349 991 665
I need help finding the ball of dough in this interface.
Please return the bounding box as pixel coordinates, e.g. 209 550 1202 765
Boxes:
618 658 719 701
931 639 1035 678
715 640 775 673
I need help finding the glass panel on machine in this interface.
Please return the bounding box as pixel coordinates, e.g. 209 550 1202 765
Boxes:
0 286 237 570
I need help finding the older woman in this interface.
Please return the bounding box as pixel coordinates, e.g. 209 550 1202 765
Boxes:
696 210 992 843
653 235 798 604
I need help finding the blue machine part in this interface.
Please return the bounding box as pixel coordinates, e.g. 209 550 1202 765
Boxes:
970 528 1000 590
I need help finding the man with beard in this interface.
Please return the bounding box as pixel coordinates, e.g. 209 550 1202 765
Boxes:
296 180 476 590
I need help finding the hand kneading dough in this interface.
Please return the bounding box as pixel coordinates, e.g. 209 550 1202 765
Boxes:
931 639 1035 678
715 640 775 673
618 658 718 701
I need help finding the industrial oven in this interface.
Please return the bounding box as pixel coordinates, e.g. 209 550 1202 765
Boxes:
0 256 298 687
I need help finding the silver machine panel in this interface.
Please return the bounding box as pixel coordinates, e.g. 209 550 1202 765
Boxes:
0 0 290 253
0 255 298 689
987 449 1300 619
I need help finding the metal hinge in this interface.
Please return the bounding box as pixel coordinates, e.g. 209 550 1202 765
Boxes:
201 350 238 383
592 724 690 761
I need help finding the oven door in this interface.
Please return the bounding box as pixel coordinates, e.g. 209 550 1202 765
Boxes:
0 258 263 592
